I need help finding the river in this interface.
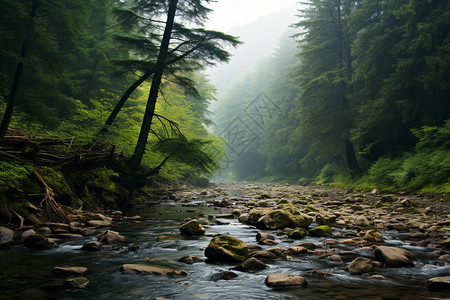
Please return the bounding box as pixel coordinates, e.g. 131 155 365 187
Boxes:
0 186 449 299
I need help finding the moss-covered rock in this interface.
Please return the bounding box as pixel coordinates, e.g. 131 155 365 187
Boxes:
179 219 205 236
308 225 332 237
205 234 248 262
256 209 312 230
363 230 384 243
23 233 56 249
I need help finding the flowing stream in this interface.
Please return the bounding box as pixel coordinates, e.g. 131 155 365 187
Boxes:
1 189 449 300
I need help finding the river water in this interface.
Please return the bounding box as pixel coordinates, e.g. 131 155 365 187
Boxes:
0 192 449 300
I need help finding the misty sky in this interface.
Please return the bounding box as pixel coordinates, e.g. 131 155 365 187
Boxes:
205 0 298 31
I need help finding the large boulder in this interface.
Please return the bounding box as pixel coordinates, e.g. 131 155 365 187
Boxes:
97 230 124 244
179 220 205 236
256 209 312 230
375 246 414 267
0 227 14 245
265 273 308 288
347 257 376 274
308 225 332 237
120 264 187 276
425 276 450 291
233 257 266 273
23 234 56 249
205 235 248 262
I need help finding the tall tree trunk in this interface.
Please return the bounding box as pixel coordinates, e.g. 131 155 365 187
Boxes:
0 0 38 141
127 0 178 170
335 0 360 179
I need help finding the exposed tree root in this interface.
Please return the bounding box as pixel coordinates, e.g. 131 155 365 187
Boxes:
32 167 70 223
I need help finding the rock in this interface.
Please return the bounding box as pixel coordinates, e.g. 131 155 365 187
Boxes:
380 195 397 203
308 225 332 237
128 245 139 251
249 250 277 260
425 276 450 291
311 270 332 278
256 232 275 241
363 230 384 243
36 227 52 235
120 264 187 276
210 271 238 281
375 246 414 267
23 234 56 249
286 246 308 255
353 216 371 227
287 228 308 239
178 255 202 264
233 257 266 273
316 214 336 225
265 273 308 288
97 230 124 244
205 235 248 262
256 209 312 230
52 267 90 276
0 227 14 245
63 277 89 289
179 220 205 236
81 241 103 251
297 242 317 250
258 238 278 245
86 220 112 227
268 248 285 257
347 257 376 274
441 238 450 249
245 208 271 225
21 229 36 240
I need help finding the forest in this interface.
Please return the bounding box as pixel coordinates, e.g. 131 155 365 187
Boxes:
0 0 449 221
1 1 450 299
214 0 449 196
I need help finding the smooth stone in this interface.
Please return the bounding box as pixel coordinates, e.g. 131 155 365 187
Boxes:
81 241 103 251
233 257 266 273
178 255 202 264
287 228 309 239
97 230 124 244
363 230 384 243
120 264 187 276
375 246 414 267
347 257 375 274
21 229 36 240
256 232 275 241
86 220 111 227
286 246 308 255
0 227 14 245
179 220 205 236
426 276 450 291
265 273 308 288
210 271 238 281
63 277 89 289
249 250 278 260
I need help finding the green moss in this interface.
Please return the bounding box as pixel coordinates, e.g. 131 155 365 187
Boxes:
41 167 75 206
308 225 332 237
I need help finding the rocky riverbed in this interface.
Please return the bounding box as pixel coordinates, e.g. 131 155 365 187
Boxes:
0 181 449 299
